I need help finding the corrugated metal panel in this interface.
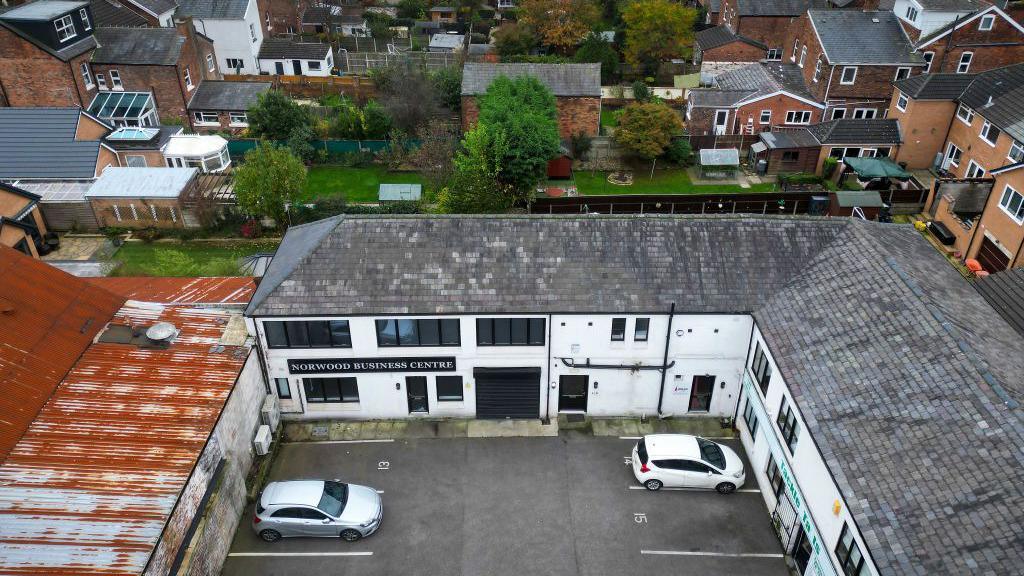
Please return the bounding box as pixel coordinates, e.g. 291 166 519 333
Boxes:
0 247 124 463
0 301 250 575
88 277 256 305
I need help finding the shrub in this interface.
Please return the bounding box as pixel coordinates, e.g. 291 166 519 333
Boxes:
661 138 693 166
632 80 651 103
135 227 162 243
240 219 262 239
571 132 593 161
822 157 839 179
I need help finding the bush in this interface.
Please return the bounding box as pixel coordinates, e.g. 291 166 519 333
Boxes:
361 100 392 139
779 172 824 186
240 219 261 238
661 138 693 167
431 67 463 111
822 157 839 179
287 124 317 163
571 132 593 161
632 80 651 103
135 227 162 243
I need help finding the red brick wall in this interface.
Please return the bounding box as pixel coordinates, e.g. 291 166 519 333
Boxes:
461 95 600 139
687 95 822 136
258 0 307 35
0 29 92 107
701 40 764 63
921 13 1024 74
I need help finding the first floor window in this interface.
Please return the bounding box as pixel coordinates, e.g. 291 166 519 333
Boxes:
812 57 822 82
1008 140 1024 163
250 22 258 42
184 67 194 90
766 48 781 60
979 14 995 31
97 73 107 90
945 142 962 167
476 318 545 346
999 185 1024 223
956 104 974 125
765 453 784 499
777 396 800 453
109 69 122 90
80 63 93 88
750 342 772 395
377 318 460 346
853 108 876 119
894 67 911 81
965 160 985 179
304 377 359 403
896 91 908 112
194 111 219 124
835 523 868 576
957 52 973 74
831 108 846 120
922 51 934 73
634 318 650 341
840 66 857 85
264 320 352 348
905 5 918 22
80 7 91 30
226 58 244 70
785 110 811 125
207 53 216 72
275 377 291 399
980 121 1001 146
759 110 771 124
742 397 758 437
791 39 799 61
55 14 76 42
797 46 806 68
436 376 464 401
610 317 626 341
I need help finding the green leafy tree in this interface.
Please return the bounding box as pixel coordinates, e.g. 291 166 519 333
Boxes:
329 99 364 138
397 0 427 19
247 90 312 141
234 143 308 224
519 0 599 52
439 125 516 213
661 137 692 166
493 22 539 57
361 100 393 139
573 34 619 83
431 66 463 111
476 75 560 194
621 0 697 74
287 124 317 163
614 101 683 171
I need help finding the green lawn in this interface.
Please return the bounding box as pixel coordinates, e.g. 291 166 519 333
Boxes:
304 166 427 203
573 170 778 195
112 240 280 276
600 108 619 128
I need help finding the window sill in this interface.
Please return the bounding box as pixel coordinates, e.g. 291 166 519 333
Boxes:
229 122 250 128
194 121 221 126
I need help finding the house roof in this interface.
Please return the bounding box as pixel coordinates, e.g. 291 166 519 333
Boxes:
760 127 820 149
92 26 184 65
429 33 464 49
714 61 815 101
187 80 271 110
958 62 1024 143
258 38 331 60
175 0 249 19
0 299 251 575
88 276 257 304
805 118 902 144
732 0 826 16
0 0 88 20
124 0 177 16
975 267 1024 337
695 25 766 51
894 72 976 100
0 108 104 180
85 167 197 198
913 0 981 10
0 246 124 463
88 0 149 27
808 10 923 65
687 89 756 107
753 220 1024 576
103 125 182 150
0 4 97 61
461 62 602 97
0 182 42 206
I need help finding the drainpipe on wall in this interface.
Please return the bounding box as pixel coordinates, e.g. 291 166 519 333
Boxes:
656 302 676 417
543 313 553 424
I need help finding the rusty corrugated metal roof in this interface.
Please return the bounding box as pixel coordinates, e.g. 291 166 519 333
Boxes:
0 300 251 575
87 276 257 305
0 247 124 464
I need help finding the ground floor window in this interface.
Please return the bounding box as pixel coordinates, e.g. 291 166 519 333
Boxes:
436 375 463 401
304 377 359 403
275 377 291 399
742 397 758 437
777 397 800 453
835 523 868 575
765 453 784 499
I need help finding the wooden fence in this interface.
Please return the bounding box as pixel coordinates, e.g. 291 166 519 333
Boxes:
222 74 376 99
336 51 463 74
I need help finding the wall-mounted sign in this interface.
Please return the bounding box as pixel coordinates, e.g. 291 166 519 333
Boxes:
288 357 457 374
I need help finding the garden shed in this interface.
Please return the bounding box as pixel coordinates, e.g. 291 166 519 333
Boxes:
378 184 422 202
828 190 885 220
699 148 740 179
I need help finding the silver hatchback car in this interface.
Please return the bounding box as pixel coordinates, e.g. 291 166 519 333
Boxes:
252 480 382 542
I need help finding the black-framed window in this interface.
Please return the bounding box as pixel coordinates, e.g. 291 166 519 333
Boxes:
765 453 784 499
376 318 460 347
610 318 626 341
264 320 351 348
476 318 545 346
751 343 773 396
275 377 291 399
436 375 464 401
835 523 867 576
634 318 650 341
304 377 359 403
777 396 800 453
742 397 758 437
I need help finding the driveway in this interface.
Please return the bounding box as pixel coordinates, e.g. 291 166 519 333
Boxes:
222 433 790 576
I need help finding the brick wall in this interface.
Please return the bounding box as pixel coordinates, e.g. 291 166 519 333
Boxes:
0 29 91 107
192 110 250 134
461 95 600 139
944 107 1019 177
257 0 307 35
116 150 168 168
735 15 800 54
966 168 1024 268
922 13 1024 74
687 95 821 137
888 89 955 170
701 40 764 64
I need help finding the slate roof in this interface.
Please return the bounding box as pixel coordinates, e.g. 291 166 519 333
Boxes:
754 220 1024 575
808 10 923 65
914 0 981 9
715 61 814 100
687 89 755 107
695 25 766 51
92 27 183 65
0 0 88 19
175 0 248 19
958 63 1024 143
894 72 975 100
258 38 331 60
806 118 902 144
124 0 177 16
0 108 104 180
88 0 149 27
0 3 97 61
732 0 826 16
187 80 271 111
975 267 1024 337
461 63 601 97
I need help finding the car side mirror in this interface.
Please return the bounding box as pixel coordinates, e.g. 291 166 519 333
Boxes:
707 471 713 475
322 518 332 524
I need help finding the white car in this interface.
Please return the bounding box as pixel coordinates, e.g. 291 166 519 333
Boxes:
631 434 746 493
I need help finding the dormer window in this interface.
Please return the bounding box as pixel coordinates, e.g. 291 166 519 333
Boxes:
904 5 918 22
55 14 76 42
80 8 91 30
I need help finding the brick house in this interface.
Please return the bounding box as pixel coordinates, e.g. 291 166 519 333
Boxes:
461 63 602 139
187 80 271 133
87 0 149 27
257 0 307 35
718 0 826 61
750 118 903 175
686 62 824 137
0 183 50 259
969 162 1024 270
693 25 766 82
85 167 199 228
892 0 982 43
887 72 974 169
788 10 926 121
912 4 1024 75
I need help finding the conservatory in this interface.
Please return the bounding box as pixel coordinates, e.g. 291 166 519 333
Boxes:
163 134 231 173
87 92 159 127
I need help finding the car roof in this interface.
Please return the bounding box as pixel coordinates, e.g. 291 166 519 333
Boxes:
643 434 702 459
262 480 325 507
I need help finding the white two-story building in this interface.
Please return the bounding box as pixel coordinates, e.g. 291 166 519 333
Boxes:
176 0 263 74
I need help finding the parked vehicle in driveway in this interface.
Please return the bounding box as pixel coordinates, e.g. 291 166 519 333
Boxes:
632 434 746 494
253 480 382 542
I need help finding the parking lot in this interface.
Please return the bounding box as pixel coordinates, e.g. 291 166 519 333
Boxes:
223 433 789 576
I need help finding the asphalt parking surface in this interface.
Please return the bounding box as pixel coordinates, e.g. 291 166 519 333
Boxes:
222 433 789 576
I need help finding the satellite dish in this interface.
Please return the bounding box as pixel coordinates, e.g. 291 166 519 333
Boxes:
146 322 177 342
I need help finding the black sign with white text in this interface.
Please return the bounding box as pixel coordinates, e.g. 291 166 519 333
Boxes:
288 357 457 374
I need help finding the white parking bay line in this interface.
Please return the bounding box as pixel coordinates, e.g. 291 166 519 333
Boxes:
642 550 784 558
619 436 642 440
229 552 373 557
626 486 760 492
283 439 395 445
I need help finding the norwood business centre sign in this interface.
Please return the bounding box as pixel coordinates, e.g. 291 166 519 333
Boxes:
288 357 457 375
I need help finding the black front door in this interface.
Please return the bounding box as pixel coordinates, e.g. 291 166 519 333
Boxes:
792 525 813 573
275 61 285 75
292 59 302 75
406 376 428 413
688 375 715 412
558 375 588 412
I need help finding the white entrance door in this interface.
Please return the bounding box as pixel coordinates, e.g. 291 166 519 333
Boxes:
943 142 962 170
714 110 729 135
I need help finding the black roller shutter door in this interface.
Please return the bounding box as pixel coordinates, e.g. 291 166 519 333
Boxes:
474 367 542 419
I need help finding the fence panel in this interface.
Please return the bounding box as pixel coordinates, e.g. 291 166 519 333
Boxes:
228 139 397 157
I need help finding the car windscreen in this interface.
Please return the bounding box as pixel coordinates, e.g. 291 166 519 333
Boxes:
319 481 348 517
636 439 648 464
697 438 726 470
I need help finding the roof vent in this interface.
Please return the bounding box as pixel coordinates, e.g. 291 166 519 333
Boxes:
871 17 880 23
146 322 177 342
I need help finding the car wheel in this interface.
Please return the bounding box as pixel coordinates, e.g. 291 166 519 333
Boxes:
259 529 282 543
340 529 362 542
644 479 663 491
716 482 737 494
